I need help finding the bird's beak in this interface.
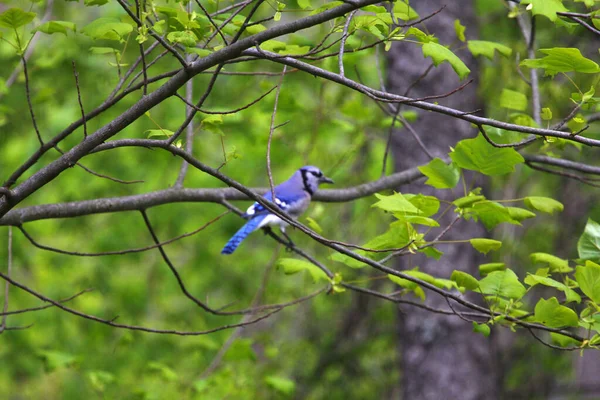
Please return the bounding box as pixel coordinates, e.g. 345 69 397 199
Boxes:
320 176 334 184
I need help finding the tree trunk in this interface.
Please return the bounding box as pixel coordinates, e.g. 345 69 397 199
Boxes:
387 1 498 398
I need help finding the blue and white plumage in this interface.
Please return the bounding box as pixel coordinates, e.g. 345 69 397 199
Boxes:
221 166 334 255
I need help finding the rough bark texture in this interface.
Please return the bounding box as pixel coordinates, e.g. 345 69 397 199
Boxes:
387 1 498 399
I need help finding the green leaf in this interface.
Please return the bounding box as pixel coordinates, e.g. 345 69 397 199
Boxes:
454 19 466 42
418 158 460 189
472 322 491 337
574 261 600 303
147 361 178 381
87 370 115 393
521 0 567 21
530 252 571 273
499 89 528 111
520 48 600 77
85 0 110 6
534 297 578 328
82 18 133 41
265 376 296 396
146 129 174 139
541 107 553 120
453 194 486 208
89 46 119 55
304 217 322 234
277 258 328 283
506 207 536 222
167 31 197 47
402 269 457 290
393 0 419 21
524 274 581 303
469 201 520 230
524 196 563 214
421 42 470 80
297 0 311 9
372 193 420 214
479 263 506 276
578 219 600 261
467 40 512 59
451 270 479 291
478 269 526 299
550 332 580 347
0 8 36 29
470 238 502 254
260 40 287 52
388 274 426 301
32 21 76 35
404 194 440 217
450 134 524 176
187 48 212 57
37 350 78 372
421 246 443 260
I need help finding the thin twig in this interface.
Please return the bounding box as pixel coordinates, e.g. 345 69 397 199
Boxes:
71 61 87 138
22 56 43 146
18 212 227 256
174 85 276 115
0 227 12 333
338 10 357 77
267 66 287 200
0 289 92 316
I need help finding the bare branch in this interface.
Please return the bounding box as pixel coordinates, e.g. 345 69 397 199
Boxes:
267 66 287 199
71 61 87 138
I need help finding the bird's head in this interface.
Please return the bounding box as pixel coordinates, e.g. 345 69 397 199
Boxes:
298 165 334 196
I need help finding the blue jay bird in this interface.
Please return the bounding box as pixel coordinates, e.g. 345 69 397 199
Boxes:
221 166 334 254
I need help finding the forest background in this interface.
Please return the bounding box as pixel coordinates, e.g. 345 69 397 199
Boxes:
0 0 599 398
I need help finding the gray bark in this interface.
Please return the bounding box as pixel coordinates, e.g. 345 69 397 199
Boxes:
387 1 498 399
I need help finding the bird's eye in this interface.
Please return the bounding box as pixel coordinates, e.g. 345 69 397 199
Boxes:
311 171 323 177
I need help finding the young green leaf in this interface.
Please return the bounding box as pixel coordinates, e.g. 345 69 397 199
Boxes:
478 269 526 299
0 8 36 29
388 274 426 300
520 48 600 77
574 261 600 303
499 89 528 111
450 134 524 176
421 42 471 80
524 274 581 303
534 297 579 328
82 18 133 41
33 21 76 35
530 252 571 273
520 0 567 21
541 107 552 120
469 201 521 230
451 270 479 291
578 219 600 261
167 31 198 47
453 195 486 209
277 258 328 283
523 196 563 214
454 19 466 42
467 40 512 59
265 376 296 396
145 129 174 139
479 263 506 276
418 158 460 189
506 207 536 222
472 322 491 337
470 238 502 254
372 193 420 214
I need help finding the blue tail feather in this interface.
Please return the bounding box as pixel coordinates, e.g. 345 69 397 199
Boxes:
221 215 267 255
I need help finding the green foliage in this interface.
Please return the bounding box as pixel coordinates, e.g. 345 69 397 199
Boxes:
0 8 36 29
521 0 568 21
523 197 564 215
421 42 471 80
534 297 578 328
467 40 512 59
574 261 600 303
276 258 329 282
32 21 76 36
418 158 460 189
578 219 600 261
499 89 528 111
470 238 502 254
520 48 600 77
450 134 524 176
478 270 526 299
